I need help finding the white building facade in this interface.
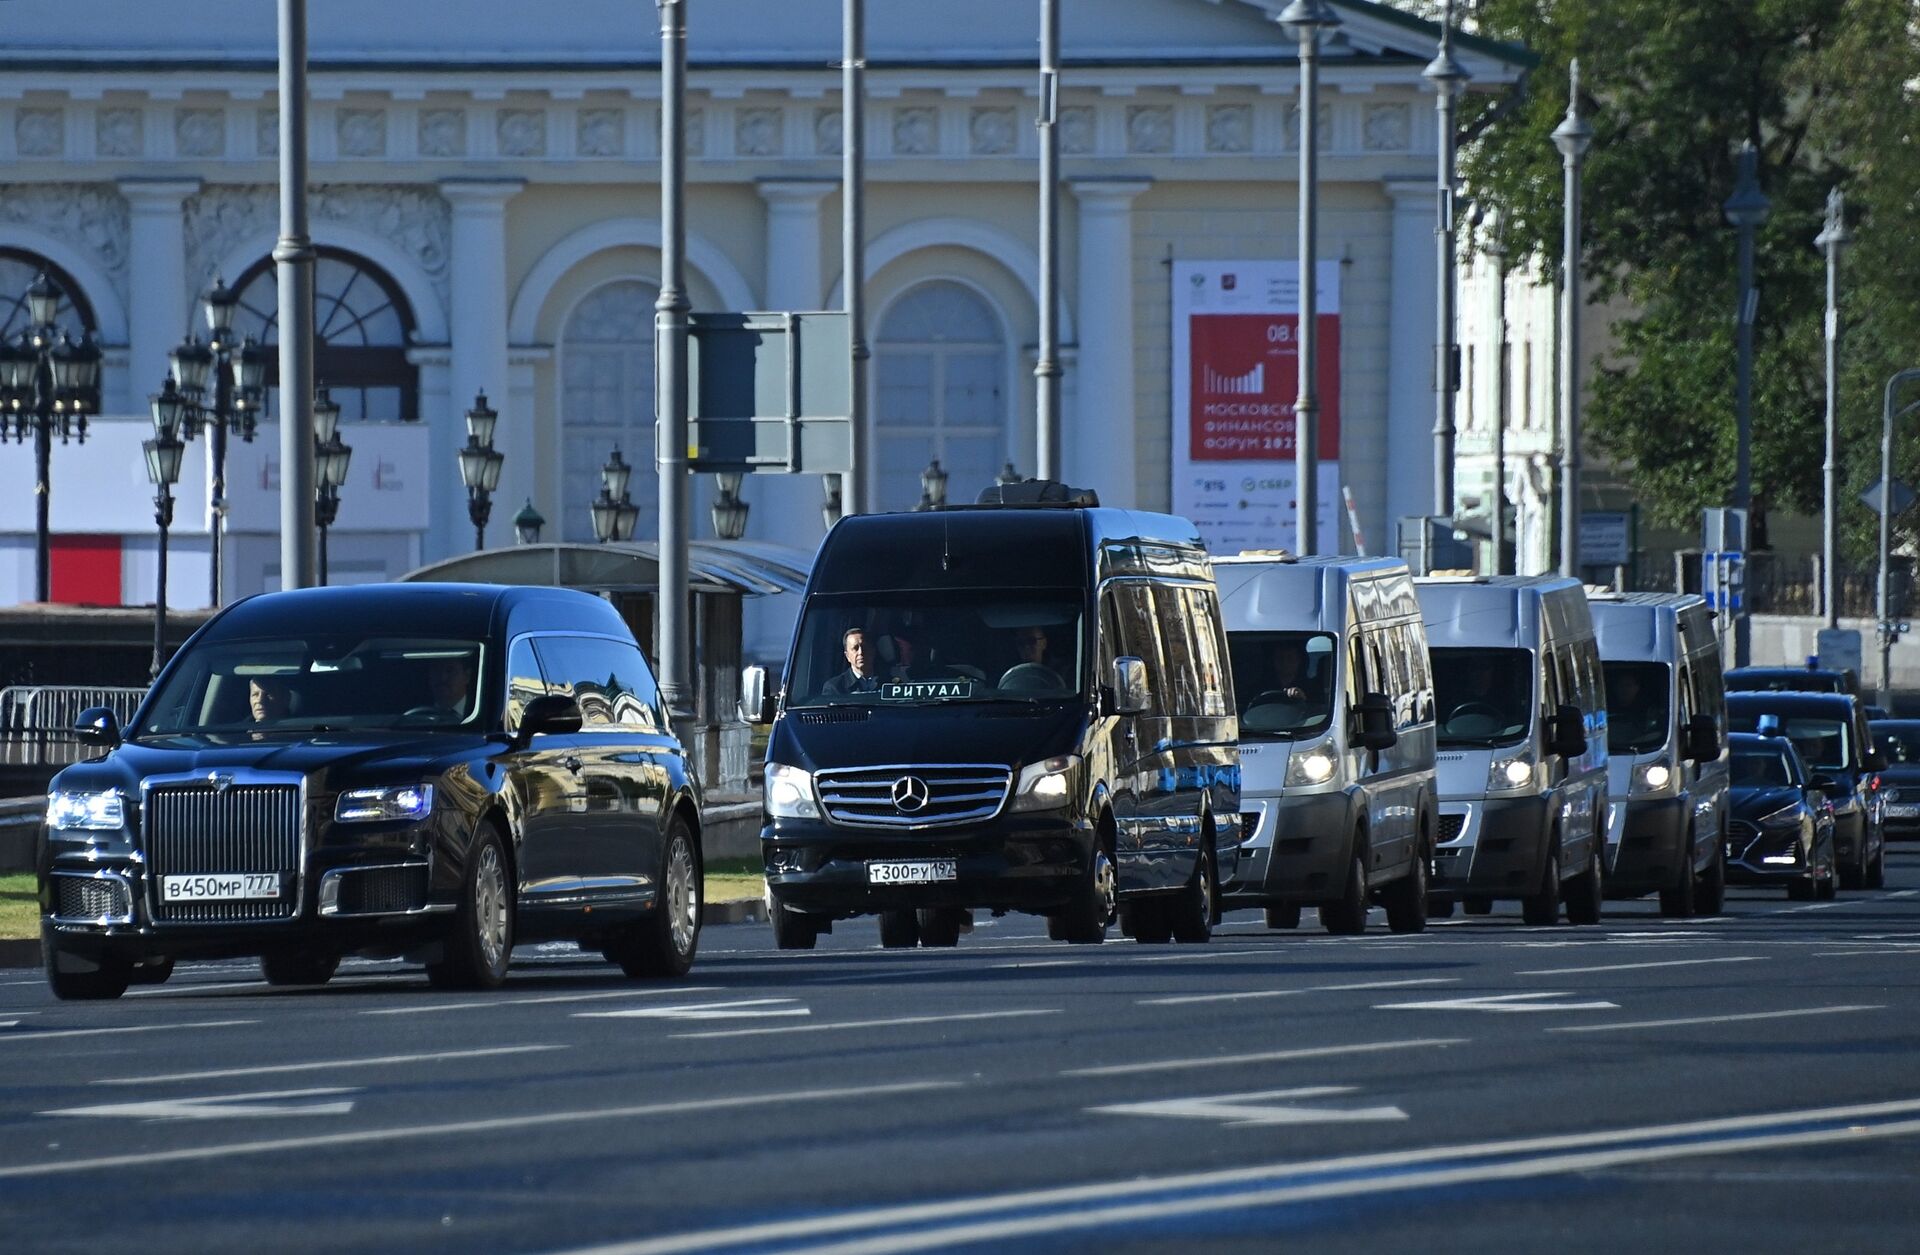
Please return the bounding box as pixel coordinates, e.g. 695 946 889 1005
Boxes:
0 0 1524 607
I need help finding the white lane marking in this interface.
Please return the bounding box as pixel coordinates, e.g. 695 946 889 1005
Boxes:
1092 1085 1408 1128
1064 1038 1469 1079
0 1019 256 1044
1127 950 1275 963
556 1097 1920 1255
1549 1005 1883 1034
1379 992 1619 1013
672 1008 1061 1041
361 986 720 1015
991 960 1084 970
127 979 273 997
580 998 808 1021
46 1087 359 1120
96 1044 565 1087
0 1080 959 1180
1515 955 1766 977
1142 977 1457 1007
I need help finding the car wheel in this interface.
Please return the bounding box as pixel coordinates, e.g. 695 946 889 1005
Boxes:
44 929 130 1002
1320 837 1369 936
611 816 702 979
1463 896 1493 916
1867 838 1887 890
1125 896 1174 944
879 909 921 948
1170 843 1215 944
769 899 821 950
261 951 340 987
427 825 514 990
1695 834 1727 915
1264 904 1301 930
129 957 176 986
1816 870 1839 901
916 907 966 948
1521 845 1560 926
1659 831 1698 918
1055 843 1116 945
1565 833 1605 926
1382 848 1429 935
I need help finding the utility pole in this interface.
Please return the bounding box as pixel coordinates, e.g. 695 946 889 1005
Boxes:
1425 0 1468 522
1035 0 1061 482
1551 60 1592 579
655 0 692 718
841 0 868 517
1817 187 1849 628
274 0 316 590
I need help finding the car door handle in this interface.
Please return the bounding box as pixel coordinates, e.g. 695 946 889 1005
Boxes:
564 756 584 774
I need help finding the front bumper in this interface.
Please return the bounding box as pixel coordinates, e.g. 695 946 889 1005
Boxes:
1431 795 1555 898
1225 791 1351 903
1725 820 1811 886
1607 794 1689 896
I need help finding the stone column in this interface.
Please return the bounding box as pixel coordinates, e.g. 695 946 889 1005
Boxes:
1383 176 1440 550
118 178 202 411
753 178 835 556
439 178 525 561
1069 178 1150 507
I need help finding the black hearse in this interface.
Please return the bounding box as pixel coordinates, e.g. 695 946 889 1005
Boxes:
743 483 1241 948
40 583 705 999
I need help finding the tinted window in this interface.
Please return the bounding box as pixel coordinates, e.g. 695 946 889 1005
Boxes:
505 637 548 733
1873 723 1920 764
1432 647 1533 748
1731 747 1796 788
1728 712 1850 771
1604 661 1671 754
1109 583 1165 716
1229 631 1336 740
533 636 662 732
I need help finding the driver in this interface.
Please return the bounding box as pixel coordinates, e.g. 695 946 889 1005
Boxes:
248 675 292 723
1266 641 1319 703
824 626 884 695
422 655 474 719
1013 626 1051 670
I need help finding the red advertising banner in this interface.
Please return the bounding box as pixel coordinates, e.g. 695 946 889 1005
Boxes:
1186 312 1341 461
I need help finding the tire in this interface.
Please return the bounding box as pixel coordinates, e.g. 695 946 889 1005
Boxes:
769 900 820 950
1521 845 1560 926
261 951 340 987
916 907 965 948
427 825 515 989
879 908 921 948
1320 837 1369 936
1788 877 1815 901
1565 838 1604 926
1463 896 1493 916
1382 848 1429 935
44 930 130 1002
1125 896 1173 944
1659 831 1698 918
129 957 176 986
1839 818 1867 890
1055 842 1116 944
1264 904 1301 930
611 815 702 979
1695 834 1727 915
1170 843 1216 944
1816 869 1839 901
1867 837 1887 890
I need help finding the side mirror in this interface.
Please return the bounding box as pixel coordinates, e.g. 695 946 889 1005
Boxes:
1111 656 1150 717
1865 750 1888 772
1682 713 1720 763
514 693 582 748
1548 703 1588 759
1353 692 1398 752
739 665 774 724
73 707 120 748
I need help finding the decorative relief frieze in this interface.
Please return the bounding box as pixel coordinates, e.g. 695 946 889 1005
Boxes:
97 108 143 158
1284 103 1332 150
814 107 842 156
337 109 387 159
184 184 451 308
257 110 278 158
1205 104 1252 154
577 109 624 158
970 106 1016 155
175 108 224 158
892 107 937 155
1126 105 1172 154
0 184 130 303
496 109 546 157
1363 103 1410 152
420 109 466 157
735 108 783 157
16 108 64 157
1060 106 1096 154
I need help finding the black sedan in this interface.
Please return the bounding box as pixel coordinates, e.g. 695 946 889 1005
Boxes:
39 583 705 999
1725 690 1885 889
1724 733 1837 900
1871 719 1920 839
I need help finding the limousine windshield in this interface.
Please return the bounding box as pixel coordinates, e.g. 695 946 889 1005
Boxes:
787 590 1086 706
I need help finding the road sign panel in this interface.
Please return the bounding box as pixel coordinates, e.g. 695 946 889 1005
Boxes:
685 310 851 474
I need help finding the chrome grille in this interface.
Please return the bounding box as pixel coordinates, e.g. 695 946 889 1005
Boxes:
145 782 301 923
51 873 132 924
816 764 1012 829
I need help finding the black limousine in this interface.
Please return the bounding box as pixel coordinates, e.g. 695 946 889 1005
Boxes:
40 583 704 999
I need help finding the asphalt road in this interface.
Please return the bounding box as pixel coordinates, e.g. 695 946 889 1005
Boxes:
4 855 1920 1254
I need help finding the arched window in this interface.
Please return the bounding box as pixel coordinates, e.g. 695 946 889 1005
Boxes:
560 280 657 543
0 249 97 341
874 281 1008 512
229 247 417 422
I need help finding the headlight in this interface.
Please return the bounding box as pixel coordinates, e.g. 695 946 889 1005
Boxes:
335 784 434 823
1284 739 1340 789
47 789 125 831
1012 755 1080 812
766 763 820 819
1486 754 1538 796
1630 760 1676 797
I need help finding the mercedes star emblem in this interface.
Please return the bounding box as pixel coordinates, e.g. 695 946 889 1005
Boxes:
891 775 930 813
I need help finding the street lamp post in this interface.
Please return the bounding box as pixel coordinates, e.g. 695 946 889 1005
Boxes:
1877 368 1920 708
710 471 750 540
1425 0 1469 523
171 278 266 607
1817 187 1850 628
1482 208 1511 575
457 391 505 551
1723 141 1770 666
1035 0 1061 480
144 378 188 679
591 447 640 544
1551 60 1593 579
915 458 949 512
1278 0 1339 557
0 273 102 603
512 499 545 545
312 385 350 586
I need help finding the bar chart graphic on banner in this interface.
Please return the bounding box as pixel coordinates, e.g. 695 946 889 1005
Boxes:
1172 260 1341 555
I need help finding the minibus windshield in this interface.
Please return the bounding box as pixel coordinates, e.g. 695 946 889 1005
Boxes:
1603 661 1670 755
1228 631 1336 740
1432 646 1533 748
788 590 1085 706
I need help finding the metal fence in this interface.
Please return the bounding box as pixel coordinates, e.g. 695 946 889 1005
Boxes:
1662 551 1905 619
0 685 147 767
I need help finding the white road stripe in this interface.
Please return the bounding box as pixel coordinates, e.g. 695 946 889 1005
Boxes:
581 999 808 1021
95 1044 565 1086
361 986 720 1015
0 1080 959 1179
555 1097 1920 1255
1515 955 1766 976
1141 977 1456 1007
127 980 273 997
672 1009 1061 1041
1550 1005 1883 1034
0 1019 256 1044
1063 1037 1468 1078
